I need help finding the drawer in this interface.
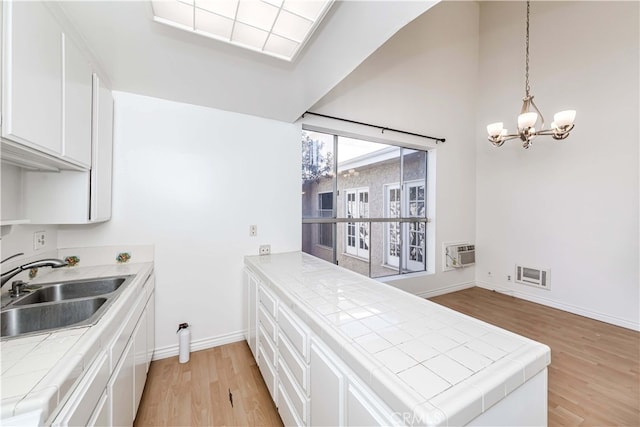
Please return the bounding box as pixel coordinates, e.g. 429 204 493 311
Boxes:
278 305 309 361
278 383 304 427
258 345 278 404
259 325 277 366
259 305 277 342
278 357 309 424
278 331 308 393
258 285 277 318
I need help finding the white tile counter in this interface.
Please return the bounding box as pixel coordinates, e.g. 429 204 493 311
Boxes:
0 262 154 424
245 252 551 426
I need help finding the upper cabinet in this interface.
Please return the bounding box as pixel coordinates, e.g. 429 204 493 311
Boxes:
63 35 93 168
1 1 114 224
2 1 93 170
2 1 63 156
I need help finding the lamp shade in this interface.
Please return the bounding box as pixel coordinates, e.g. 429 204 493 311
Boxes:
553 110 576 127
517 112 538 130
487 122 504 137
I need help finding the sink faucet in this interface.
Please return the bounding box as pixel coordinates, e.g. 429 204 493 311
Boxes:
1 257 68 289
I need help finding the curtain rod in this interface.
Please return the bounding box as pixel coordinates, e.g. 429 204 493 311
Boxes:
302 111 446 144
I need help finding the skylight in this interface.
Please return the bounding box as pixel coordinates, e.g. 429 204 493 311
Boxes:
151 0 334 62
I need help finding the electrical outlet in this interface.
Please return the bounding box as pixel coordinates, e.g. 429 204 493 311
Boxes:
259 244 271 255
507 274 512 282
33 231 46 250
249 225 257 237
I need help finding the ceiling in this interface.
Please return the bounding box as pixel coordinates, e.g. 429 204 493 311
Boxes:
57 1 438 123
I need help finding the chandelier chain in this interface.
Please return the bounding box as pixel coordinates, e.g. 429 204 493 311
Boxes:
525 0 530 97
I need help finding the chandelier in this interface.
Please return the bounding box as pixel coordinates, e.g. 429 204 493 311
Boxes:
486 1 576 149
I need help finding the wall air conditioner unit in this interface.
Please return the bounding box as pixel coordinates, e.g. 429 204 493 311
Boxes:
515 264 550 289
445 244 475 269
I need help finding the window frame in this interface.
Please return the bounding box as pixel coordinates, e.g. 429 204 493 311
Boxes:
301 127 433 279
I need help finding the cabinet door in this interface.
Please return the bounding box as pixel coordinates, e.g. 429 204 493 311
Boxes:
310 340 344 427
246 271 258 357
146 290 156 371
63 34 92 167
2 1 62 154
109 339 135 427
347 381 395 427
90 73 114 222
87 391 109 427
133 310 148 414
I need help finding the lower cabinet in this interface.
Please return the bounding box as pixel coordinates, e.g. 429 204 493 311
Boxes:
109 340 135 427
244 268 397 427
51 272 155 427
310 340 344 426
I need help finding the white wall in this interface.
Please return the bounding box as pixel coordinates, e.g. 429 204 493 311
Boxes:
58 92 302 353
1 164 59 279
476 1 639 330
310 1 480 297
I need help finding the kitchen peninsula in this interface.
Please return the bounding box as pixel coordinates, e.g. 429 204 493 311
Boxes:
245 252 550 426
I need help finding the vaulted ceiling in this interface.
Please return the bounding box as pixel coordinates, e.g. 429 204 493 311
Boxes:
58 1 438 122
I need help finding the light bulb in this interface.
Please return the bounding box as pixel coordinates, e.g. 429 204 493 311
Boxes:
554 110 576 127
518 112 538 130
487 122 504 137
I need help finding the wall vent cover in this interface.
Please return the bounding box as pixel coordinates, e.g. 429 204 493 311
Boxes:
515 264 550 289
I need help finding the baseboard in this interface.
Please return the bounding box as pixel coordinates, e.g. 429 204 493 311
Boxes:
414 281 475 299
152 330 246 361
476 281 640 332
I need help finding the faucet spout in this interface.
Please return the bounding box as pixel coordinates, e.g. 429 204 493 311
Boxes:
1 258 68 288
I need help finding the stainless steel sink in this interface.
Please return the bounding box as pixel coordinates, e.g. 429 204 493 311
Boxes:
12 277 127 306
1 275 134 339
1 298 107 337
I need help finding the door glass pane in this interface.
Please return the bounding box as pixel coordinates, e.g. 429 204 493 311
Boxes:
302 130 334 219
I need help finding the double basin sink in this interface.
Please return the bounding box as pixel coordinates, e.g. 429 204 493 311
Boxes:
1 275 134 339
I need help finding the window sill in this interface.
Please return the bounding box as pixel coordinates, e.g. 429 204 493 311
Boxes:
376 269 434 283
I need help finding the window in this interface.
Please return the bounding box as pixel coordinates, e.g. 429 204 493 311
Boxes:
318 192 333 247
302 130 431 279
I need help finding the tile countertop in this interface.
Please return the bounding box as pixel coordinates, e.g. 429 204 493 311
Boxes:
245 252 551 426
0 262 154 423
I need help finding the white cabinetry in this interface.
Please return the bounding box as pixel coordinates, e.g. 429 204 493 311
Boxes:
2 1 62 156
63 34 92 167
109 339 135 427
245 271 258 358
51 272 155 427
1 1 93 169
20 72 113 224
244 268 399 427
310 340 344 427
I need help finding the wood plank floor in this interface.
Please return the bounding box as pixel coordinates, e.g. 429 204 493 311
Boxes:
135 288 639 426
134 341 282 427
430 287 640 427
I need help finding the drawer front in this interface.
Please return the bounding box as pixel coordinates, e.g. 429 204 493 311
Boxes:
258 345 278 404
278 305 309 361
258 285 277 318
278 331 308 393
278 357 309 423
278 383 305 427
258 305 277 342
259 325 277 366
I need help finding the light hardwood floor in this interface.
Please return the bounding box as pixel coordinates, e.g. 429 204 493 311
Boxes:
431 287 640 427
134 341 282 427
135 288 639 426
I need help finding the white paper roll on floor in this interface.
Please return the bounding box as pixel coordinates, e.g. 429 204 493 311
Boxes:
177 323 190 363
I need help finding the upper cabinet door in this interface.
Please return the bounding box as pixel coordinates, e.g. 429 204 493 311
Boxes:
63 34 93 167
2 1 63 155
90 73 114 222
